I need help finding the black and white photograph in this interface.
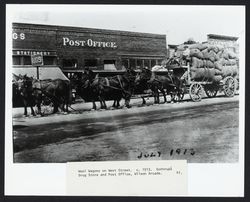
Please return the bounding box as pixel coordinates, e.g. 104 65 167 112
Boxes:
5 4 245 196
10 5 244 163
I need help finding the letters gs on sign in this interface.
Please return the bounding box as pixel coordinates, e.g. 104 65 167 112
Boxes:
13 33 25 40
31 54 43 66
63 37 118 49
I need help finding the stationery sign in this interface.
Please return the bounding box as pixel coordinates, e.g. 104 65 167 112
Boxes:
31 54 43 66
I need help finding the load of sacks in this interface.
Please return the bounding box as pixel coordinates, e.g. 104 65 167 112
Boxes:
176 43 239 82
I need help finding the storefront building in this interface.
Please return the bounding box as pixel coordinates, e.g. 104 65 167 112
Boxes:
207 34 239 54
12 23 167 72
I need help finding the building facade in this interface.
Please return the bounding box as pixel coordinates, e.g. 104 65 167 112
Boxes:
12 23 167 72
207 34 239 54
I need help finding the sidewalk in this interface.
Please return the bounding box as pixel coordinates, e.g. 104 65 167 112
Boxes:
12 94 239 127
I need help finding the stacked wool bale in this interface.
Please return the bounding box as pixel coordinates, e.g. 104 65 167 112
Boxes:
176 43 239 82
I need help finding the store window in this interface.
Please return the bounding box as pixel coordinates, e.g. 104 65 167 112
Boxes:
12 56 31 65
13 56 21 65
104 60 115 65
129 59 136 69
157 59 163 66
104 60 116 71
44 56 57 65
121 59 129 70
84 59 97 67
63 59 78 68
23 56 31 65
144 59 150 69
151 60 156 68
136 59 143 69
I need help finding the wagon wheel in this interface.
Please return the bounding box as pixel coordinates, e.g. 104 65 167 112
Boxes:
235 78 239 91
204 84 218 98
223 76 236 97
189 83 203 102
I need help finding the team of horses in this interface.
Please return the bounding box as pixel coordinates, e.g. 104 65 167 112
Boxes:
13 67 185 116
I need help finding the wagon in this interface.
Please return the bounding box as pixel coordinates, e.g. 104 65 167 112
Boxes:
169 64 238 102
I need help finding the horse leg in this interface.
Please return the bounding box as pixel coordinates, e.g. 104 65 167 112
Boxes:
24 106 27 116
141 97 146 105
30 106 36 116
99 96 107 109
117 99 121 107
170 92 174 103
92 101 97 110
152 89 157 104
112 100 116 108
37 103 41 115
53 102 59 113
154 93 158 104
125 99 131 108
156 90 160 104
103 100 107 109
161 90 167 103
23 99 28 116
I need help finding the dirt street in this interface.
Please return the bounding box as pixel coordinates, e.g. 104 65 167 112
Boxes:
13 96 239 163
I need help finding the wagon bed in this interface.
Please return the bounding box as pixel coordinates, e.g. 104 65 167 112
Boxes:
166 64 237 102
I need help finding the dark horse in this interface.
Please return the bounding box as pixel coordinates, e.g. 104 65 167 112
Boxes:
34 79 72 113
72 68 136 109
16 75 71 115
71 70 104 110
15 75 42 116
93 68 137 109
136 69 184 104
149 72 184 104
134 67 153 105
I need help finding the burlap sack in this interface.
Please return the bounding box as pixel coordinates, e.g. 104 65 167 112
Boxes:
192 57 200 68
212 46 220 54
221 65 238 77
214 61 223 71
218 58 226 65
190 49 204 59
208 50 217 62
199 60 204 68
202 49 209 59
177 45 186 51
212 75 223 82
215 69 223 75
203 59 207 67
207 60 215 68
227 59 237 65
189 43 208 51
228 51 238 59
191 67 215 81
222 51 230 60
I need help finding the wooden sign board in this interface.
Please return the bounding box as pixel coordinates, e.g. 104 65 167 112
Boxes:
31 54 43 66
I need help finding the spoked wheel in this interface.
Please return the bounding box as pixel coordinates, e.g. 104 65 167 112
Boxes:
223 76 236 97
189 83 203 102
204 84 218 98
235 78 239 92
